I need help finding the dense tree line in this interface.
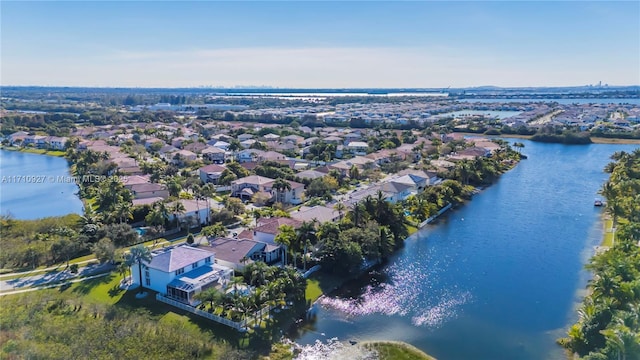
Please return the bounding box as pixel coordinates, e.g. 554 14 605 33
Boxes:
558 149 640 359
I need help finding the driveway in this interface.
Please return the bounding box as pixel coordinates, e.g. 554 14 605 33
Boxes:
0 262 115 291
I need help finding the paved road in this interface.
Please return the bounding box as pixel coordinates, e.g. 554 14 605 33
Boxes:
0 258 98 279
0 262 115 291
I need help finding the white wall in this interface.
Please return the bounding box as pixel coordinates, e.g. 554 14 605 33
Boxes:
254 231 276 245
131 264 174 294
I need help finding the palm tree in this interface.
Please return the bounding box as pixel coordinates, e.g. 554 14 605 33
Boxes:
274 224 296 266
113 202 133 224
272 178 292 204
194 287 223 311
170 201 186 230
126 245 152 295
247 261 270 286
349 165 360 180
333 202 346 220
252 208 262 227
605 198 625 246
117 260 130 283
297 220 317 271
599 181 618 202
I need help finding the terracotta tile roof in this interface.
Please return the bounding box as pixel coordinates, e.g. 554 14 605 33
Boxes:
254 217 302 235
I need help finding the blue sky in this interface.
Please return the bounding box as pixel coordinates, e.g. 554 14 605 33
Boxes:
2 1 638 88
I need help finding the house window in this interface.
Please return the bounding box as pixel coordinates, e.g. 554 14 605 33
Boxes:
176 268 184 275
192 263 197 270
205 257 212 264
145 278 151 286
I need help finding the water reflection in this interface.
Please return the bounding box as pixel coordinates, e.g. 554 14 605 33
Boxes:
317 260 472 328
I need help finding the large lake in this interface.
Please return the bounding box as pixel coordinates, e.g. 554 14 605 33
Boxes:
458 98 639 105
0 149 84 219
293 140 639 360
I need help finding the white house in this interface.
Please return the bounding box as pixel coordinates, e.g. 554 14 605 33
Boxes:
346 141 369 156
380 181 413 204
45 136 68 150
130 245 233 305
236 149 264 163
167 198 211 228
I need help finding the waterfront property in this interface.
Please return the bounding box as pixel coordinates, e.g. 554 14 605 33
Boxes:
130 245 233 305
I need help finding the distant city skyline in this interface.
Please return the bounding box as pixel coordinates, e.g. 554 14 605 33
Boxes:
2 1 639 88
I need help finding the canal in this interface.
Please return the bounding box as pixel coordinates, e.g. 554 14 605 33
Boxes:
293 141 639 360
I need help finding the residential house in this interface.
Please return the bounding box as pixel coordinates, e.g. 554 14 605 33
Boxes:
231 175 275 200
167 198 211 228
183 142 207 154
210 134 232 142
296 169 327 181
253 217 302 245
237 133 254 141
345 141 369 156
171 137 188 148
45 136 68 150
230 175 304 205
199 237 280 270
123 175 152 189
212 141 230 151
201 146 226 163
130 183 170 200
171 149 197 165
263 133 281 141
282 135 304 145
144 138 165 150
199 164 226 184
258 151 288 162
236 149 264 163
130 245 233 305
8 131 29 145
240 139 257 149
290 205 341 224
380 181 413 203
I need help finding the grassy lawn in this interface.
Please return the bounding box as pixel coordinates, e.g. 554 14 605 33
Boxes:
69 272 125 305
2 146 66 157
602 219 614 247
305 271 345 297
305 278 323 303
364 341 436 360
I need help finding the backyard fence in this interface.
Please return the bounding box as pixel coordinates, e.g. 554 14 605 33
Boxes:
156 294 247 331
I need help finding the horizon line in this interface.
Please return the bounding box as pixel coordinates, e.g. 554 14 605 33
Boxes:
2 84 639 90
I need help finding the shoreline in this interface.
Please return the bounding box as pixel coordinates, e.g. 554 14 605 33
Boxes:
454 132 640 145
362 341 437 360
0 145 66 157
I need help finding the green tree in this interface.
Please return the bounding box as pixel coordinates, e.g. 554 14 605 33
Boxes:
201 223 227 239
126 245 153 295
92 237 116 263
272 178 292 204
274 224 296 266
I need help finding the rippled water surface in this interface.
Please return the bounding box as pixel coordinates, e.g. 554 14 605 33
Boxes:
294 141 639 360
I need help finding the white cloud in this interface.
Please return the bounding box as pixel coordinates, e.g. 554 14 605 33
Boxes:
2 47 638 87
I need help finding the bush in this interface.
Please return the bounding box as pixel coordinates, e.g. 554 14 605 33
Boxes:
69 264 79 273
